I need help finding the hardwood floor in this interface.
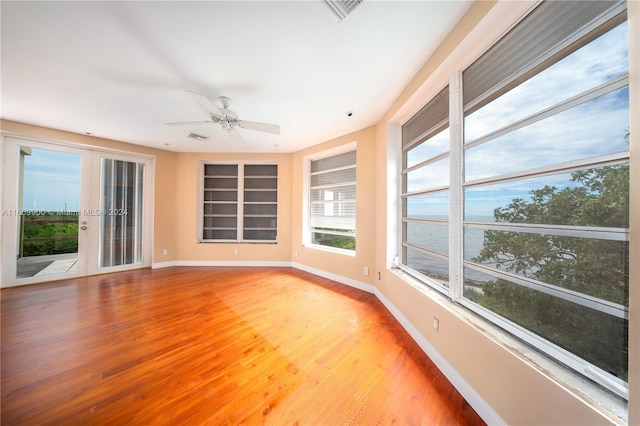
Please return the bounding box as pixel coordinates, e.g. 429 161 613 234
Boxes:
1 267 485 425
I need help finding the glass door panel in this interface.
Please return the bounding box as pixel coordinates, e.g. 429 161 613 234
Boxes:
100 158 145 268
16 147 82 279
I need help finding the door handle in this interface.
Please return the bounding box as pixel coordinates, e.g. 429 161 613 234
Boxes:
81 226 87 230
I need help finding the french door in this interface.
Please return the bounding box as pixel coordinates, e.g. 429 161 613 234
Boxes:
1 136 153 286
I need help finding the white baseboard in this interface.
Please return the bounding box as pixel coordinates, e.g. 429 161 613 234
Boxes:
291 262 376 294
151 260 176 269
375 288 506 426
152 260 292 269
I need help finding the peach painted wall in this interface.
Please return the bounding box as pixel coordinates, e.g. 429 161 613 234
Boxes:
172 151 292 263
290 126 376 286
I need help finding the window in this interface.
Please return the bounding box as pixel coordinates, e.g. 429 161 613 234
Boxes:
402 86 450 291
200 162 278 243
400 0 629 399
305 146 356 252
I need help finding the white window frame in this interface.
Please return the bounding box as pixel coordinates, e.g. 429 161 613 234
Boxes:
302 142 357 255
198 160 278 244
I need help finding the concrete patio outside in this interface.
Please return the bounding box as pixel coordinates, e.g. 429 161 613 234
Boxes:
16 253 78 278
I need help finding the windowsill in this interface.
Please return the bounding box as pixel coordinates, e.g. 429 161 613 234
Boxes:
303 243 356 257
391 267 628 424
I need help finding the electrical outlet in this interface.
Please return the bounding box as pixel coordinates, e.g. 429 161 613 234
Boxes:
294 250 298 257
234 249 239 256
377 272 381 280
364 267 369 276
433 316 439 331
162 249 168 256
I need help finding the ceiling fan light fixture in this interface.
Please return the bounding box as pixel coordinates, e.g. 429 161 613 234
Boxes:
324 0 362 22
218 96 232 109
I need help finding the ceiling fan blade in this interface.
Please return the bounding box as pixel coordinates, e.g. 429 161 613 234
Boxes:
237 120 280 135
229 128 246 146
165 120 213 126
187 91 224 116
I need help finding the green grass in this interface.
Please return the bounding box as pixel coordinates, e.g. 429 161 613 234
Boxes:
22 212 79 256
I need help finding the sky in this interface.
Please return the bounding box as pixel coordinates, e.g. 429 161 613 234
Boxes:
22 148 81 211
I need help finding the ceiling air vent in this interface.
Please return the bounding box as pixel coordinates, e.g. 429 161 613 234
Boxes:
324 0 362 22
187 132 208 141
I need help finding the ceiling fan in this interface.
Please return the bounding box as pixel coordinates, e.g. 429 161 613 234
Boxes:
166 91 280 139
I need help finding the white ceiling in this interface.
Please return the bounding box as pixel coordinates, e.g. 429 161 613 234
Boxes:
1 1 472 153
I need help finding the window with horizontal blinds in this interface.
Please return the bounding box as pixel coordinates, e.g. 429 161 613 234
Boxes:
308 149 356 252
463 0 626 116
401 87 450 290
243 164 278 241
201 162 277 243
202 164 239 241
464 2 630 396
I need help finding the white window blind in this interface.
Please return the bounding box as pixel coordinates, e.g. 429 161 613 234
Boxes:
402 85 449 149
309 149 356 251
463 0 626 115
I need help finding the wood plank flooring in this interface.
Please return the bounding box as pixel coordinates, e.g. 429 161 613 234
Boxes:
1 267 485 425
